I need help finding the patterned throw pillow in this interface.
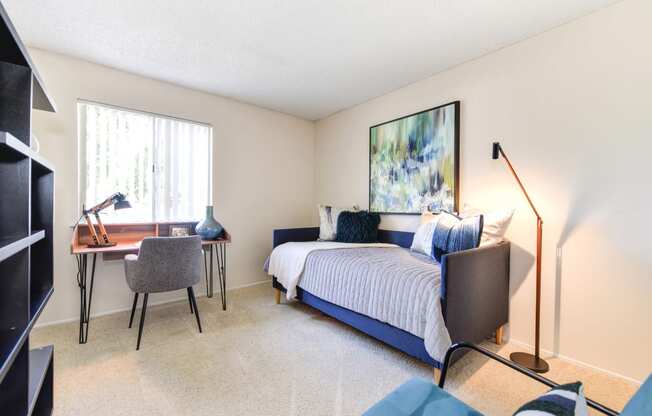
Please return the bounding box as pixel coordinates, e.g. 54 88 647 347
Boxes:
410 212 441 256
514 382 588 416
335 211 381 243
318 204 358 240
431 212 483 261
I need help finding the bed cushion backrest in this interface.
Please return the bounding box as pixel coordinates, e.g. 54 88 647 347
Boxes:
377 229 414 248
273 227 414 248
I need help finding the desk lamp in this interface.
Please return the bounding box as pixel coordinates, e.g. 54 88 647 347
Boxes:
492 142 548 373
82 192 131 248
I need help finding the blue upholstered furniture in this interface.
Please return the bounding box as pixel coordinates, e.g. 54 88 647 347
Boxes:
621 374 652 415
365 343 652 416
364 378 482 416
271 227 511 370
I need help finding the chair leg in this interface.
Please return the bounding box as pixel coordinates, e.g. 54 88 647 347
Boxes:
188 287 202 333
275 288 281 305
128 293 139 328
188 289 194 314
136 293 149 350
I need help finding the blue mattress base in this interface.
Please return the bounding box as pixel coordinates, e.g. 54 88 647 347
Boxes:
295 285 440 369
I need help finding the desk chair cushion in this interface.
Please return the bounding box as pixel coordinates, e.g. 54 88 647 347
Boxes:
124 236 203 293
363 378 482 416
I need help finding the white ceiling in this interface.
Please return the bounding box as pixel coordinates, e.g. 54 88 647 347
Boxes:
5 0 619 120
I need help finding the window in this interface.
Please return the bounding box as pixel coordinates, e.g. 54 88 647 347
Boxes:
78 101 212 223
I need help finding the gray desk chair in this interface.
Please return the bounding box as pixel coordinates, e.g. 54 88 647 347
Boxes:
124 236 203 350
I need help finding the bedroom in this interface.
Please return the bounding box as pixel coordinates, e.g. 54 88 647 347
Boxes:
0 0 650 415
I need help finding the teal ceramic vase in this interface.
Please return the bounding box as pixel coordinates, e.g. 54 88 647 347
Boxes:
195 206 224 240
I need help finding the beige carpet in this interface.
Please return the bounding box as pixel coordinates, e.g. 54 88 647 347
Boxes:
32 283 638 415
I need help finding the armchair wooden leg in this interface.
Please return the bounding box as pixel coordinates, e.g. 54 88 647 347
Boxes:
275 288 281 304
495 325 504 345
433 367 441 384
128 293 139 328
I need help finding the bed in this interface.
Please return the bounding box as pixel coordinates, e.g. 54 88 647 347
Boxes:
267 227 510 375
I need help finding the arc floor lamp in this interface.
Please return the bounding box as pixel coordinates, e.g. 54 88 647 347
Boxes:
492 142 549 373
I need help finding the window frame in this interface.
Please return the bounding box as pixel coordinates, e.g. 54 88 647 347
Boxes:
77 99 214 224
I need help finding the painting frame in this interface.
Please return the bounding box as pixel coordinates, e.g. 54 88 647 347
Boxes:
368 101 460 215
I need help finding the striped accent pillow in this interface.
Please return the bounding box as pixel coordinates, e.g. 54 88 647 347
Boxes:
430 212 483 261
410 213 441 256
514 382 588 416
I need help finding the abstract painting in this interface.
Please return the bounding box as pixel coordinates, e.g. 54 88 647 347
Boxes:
369 101 459 214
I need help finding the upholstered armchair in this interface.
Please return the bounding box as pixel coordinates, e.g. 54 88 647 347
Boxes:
124 236 204 350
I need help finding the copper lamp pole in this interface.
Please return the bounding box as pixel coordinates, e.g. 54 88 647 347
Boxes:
492 142 549 373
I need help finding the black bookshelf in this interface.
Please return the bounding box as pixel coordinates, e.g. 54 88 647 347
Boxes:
0 3 56 415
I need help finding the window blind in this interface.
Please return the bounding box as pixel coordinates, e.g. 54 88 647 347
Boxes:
78 101 212 223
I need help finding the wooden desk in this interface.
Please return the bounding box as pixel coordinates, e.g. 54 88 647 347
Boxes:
71 221 231 344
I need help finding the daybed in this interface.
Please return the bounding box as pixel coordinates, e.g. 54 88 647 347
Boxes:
268 227 511 379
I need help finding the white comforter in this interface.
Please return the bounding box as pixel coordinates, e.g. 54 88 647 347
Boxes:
267 241 397 299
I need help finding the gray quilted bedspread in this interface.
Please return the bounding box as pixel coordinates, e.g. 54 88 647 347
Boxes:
298 247 451 362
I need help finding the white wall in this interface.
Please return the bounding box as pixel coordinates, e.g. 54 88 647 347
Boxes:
315 0 651 382
31 49 315 326
29 0 650 383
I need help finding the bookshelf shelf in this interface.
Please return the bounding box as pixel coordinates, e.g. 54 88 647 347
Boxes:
27 346 53 416
0 231 43 263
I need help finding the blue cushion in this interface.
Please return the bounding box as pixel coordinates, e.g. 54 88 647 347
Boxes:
621 375 652 416
431 212 483 261
364 378 483 416
336 210 381 243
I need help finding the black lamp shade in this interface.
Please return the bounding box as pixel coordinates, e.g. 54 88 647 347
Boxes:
492 142 501 160
114 199 131 210
112 192 131 210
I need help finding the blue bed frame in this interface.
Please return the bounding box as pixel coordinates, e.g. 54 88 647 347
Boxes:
272 227 511 370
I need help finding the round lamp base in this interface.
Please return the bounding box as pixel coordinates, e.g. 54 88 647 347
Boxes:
510 352 550 373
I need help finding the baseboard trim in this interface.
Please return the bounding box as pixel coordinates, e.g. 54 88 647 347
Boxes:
35 279 269 329
508 338 642 385
36 281 641 385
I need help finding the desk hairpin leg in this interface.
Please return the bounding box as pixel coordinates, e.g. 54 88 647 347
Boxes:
76 253 97 344
209 245 214 298
203 245 217 299
216 243 227 311
202 243 227 310
203 247 210 298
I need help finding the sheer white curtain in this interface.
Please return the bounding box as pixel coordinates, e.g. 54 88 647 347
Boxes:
79 101 212 223
153 118 211 221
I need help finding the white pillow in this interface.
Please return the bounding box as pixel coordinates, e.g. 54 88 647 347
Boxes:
410 212 440 256
420 211 439 225
462 207 514 246
318 204 358 240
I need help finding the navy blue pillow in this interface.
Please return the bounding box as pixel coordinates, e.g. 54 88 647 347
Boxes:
336 211 381 243
431 212 483 261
